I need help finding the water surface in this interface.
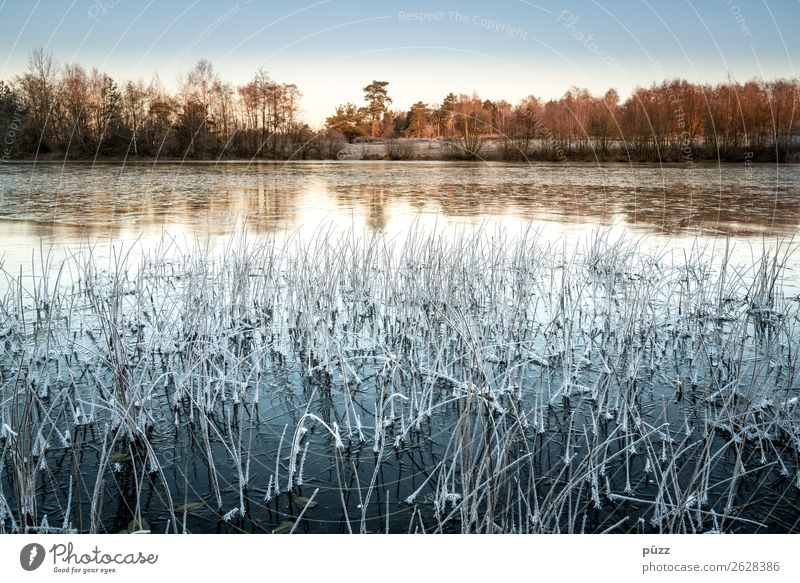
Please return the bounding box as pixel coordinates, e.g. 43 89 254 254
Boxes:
1 161 798 243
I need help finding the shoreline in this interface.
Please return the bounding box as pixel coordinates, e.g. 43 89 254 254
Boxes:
4 138 797 166
1 157 793 167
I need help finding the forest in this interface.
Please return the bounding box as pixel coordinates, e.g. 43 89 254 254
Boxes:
1 48 798 162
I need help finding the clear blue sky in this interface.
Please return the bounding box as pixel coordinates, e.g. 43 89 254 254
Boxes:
1 0 797 127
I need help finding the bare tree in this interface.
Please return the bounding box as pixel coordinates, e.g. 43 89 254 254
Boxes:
16 47 59 151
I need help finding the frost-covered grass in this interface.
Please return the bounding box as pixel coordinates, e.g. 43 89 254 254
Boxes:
1 226 799 534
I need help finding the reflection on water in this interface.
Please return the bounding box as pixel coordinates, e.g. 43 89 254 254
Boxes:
0 161 798 244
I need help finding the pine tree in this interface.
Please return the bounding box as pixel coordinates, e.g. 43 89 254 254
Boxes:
361 80 391 138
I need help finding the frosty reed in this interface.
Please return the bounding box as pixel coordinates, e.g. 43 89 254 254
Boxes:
1 225 798 534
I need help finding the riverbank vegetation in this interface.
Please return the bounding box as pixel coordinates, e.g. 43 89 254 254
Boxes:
1 49 798 163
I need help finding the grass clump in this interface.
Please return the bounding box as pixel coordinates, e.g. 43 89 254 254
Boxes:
1 225 799 533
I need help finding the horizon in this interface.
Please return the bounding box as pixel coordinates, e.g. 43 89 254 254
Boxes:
1 0 798 128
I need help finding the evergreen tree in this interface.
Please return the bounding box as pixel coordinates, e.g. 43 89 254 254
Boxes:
361 80 391 138
325 102 366 141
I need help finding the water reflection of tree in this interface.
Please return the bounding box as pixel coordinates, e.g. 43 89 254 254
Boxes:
333 183 389 232
242 180 300 234
330 178 800 236
5 163 800 241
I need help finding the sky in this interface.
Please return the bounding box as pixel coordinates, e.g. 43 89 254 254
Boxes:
0 0 797 128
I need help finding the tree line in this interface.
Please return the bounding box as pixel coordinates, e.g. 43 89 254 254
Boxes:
1 49 318 160
1 48 798 162
330 79 798 162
